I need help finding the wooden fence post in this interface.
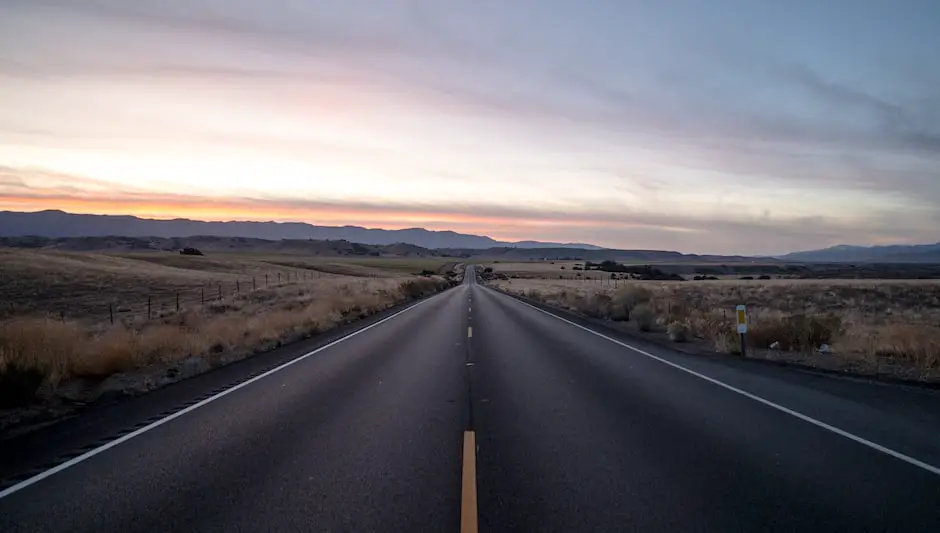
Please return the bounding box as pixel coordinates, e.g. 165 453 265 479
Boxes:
147 296 152 320
201 287 205 305
176 293 180 312
218 284 222 300
253 277 257 290
109 303 114 325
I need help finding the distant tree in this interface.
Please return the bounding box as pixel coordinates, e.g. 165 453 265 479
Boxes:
180 247 204 256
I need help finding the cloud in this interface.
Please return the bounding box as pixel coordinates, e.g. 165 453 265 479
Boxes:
2 1 939 254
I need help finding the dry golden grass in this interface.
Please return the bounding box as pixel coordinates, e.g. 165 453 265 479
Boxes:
0 249 458 323
0 248 456 408
491 278 940 380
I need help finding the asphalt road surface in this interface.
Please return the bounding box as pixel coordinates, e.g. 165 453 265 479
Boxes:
2 269 940 531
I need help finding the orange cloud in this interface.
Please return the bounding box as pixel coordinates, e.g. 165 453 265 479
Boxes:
0 165 705 244
0 193 597 234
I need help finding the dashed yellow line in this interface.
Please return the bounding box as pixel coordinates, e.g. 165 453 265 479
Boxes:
461 431 478 533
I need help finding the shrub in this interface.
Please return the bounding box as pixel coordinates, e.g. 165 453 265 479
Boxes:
179 247 204 256
667 321 690 342
747 314 842 352
611 286 653 322
633 304 655 332
869 325 940 369
398 278 443 300
581 293 612 319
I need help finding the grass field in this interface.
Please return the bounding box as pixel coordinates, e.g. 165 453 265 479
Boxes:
488 276 940 381
0 249 457 322
0 249 457 415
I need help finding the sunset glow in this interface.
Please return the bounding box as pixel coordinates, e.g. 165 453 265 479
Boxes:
1 1 938 253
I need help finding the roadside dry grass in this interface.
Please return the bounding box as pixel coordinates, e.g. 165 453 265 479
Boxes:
490 278 940 382
0 248 456 413
0 249 457 322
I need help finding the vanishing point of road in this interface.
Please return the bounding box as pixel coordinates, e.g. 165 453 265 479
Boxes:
2 269 940 531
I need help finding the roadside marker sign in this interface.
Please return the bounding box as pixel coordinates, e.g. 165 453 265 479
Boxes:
736 305 748 334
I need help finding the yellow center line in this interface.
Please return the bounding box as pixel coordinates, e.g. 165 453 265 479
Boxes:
461 431 479 533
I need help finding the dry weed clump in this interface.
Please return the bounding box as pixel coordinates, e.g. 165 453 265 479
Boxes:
0 276 453 406
495 278 940 378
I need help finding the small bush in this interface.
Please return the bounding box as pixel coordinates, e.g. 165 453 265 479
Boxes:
399 278 443 300
747 314 842 352
667 321 690 342
611 286 653 322
633 304 655 332
581 293 612 319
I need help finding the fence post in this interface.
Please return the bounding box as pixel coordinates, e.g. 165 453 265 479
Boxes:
176 293 180 312
109 303 114 325
253 277 257 290
236 280 240 295
278 272 281 285
147 296 152 320
201 287 205 305
265 274 269 287
218 284 222 300
60 311 65 323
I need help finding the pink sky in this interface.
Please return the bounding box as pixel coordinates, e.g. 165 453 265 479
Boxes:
1 1 938 253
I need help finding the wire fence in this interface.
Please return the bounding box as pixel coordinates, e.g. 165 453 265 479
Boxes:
1 269 345 326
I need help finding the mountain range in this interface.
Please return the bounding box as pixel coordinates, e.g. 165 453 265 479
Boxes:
1 210 937 262
779 243 940 263
0 210 601 250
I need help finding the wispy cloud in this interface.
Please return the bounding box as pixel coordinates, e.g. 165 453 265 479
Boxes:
1 0 938 253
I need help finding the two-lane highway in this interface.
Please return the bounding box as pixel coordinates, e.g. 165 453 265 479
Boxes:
2 268 939 531
0 282 473 532
469 281 940 530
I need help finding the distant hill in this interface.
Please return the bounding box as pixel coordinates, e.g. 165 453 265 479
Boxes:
0 235 765 265
439 246 762 263
0 210 602 250
0 235 445 257
780 243 940 263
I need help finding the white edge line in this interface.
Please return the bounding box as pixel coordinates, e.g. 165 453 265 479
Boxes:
0 293 442 500
498 289 940 477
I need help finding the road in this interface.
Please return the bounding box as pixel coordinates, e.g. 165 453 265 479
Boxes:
2 268 940 531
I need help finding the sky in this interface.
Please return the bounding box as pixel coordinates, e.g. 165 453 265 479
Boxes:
0 0 938 254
